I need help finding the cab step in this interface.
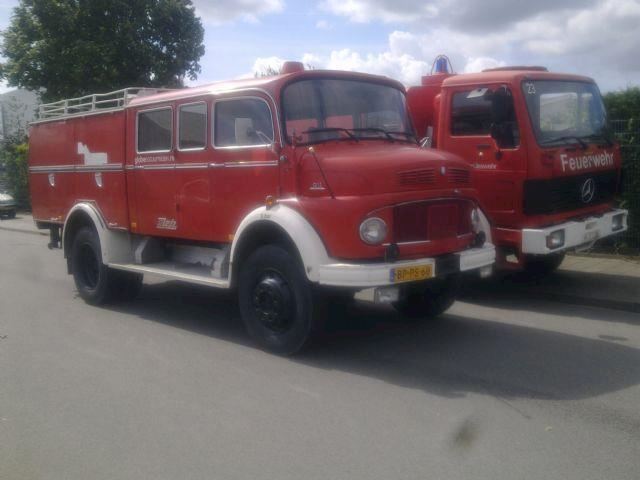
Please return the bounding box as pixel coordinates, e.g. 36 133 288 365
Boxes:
109 261 231 288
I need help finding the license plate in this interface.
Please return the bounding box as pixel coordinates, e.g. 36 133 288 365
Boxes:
391 264 434 283
583 230 599 242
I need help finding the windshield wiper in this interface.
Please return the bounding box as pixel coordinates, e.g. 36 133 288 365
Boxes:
387 130 419 144
301 127 359 142
540 135 588 149
579 132 614 147
351 127 396 142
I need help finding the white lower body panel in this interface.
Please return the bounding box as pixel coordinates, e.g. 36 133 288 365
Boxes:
521 209 628 255
317 243 496 288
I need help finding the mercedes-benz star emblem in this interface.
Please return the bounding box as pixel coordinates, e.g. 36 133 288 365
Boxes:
581 178 596 203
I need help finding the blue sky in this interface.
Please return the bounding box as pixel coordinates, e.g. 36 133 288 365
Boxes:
2 0 640 94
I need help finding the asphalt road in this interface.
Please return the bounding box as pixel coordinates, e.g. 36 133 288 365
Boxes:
1 228 639 480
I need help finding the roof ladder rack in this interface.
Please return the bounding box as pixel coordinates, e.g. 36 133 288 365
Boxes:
38 87 176 120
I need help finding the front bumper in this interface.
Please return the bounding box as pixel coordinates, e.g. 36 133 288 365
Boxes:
0 204 16 212
317 243 496 288
521 208 628 255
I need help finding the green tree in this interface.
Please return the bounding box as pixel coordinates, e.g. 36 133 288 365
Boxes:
603 88 640 251
0 136 30 208
0 0 205 102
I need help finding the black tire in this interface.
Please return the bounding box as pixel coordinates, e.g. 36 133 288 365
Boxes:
238 245 318 355
70 226 115 305
393 275 460 320
8 210 16 219
524 252 565 276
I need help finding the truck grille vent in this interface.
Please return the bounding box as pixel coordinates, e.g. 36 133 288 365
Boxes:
397 168 436 187
523 170 618 215
393 200 472 243
448 168 471 185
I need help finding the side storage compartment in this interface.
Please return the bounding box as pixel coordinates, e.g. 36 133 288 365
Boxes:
73 112 128 229
29 121 77 224
28 111 129 230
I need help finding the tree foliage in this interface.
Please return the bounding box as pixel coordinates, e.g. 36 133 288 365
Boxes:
0 136 30 208
603 87 640 251
0 0 205 102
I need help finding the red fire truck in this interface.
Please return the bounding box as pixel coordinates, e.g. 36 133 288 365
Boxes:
407 56 628 273
29 63 495 354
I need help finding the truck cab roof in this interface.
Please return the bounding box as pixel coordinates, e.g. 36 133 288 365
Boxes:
438 69 596 89
128 69 406 109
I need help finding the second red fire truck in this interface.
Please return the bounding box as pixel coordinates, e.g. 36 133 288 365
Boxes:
28 63 495 354
408 56 628 272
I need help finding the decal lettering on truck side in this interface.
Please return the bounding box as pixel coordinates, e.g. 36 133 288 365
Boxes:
156 217 177 230
560 152 614 172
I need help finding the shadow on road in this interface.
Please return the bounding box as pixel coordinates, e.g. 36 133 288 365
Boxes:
459 269 640 320
106 280 640 403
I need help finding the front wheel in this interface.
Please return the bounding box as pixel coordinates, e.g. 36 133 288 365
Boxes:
238 245 318 355
392 275 460 320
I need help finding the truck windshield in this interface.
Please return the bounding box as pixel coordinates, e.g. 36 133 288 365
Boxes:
282 78 414 145
522 80 610 147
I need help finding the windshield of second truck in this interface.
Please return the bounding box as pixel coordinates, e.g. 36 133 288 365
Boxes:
522 80 609 146
282 78 413 145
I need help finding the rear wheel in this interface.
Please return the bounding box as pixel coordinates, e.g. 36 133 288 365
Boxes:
71 227 114 305
238 245 318 355
70 227 143 305
524 252 565 276
393 275 460 320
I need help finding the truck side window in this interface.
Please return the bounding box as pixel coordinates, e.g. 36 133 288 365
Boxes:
214 98 274 148
178 102 207 150
137 107 172 153
451 88 520 148
451 90 493 136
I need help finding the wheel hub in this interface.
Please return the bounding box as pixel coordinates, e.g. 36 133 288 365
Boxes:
252 273 293 333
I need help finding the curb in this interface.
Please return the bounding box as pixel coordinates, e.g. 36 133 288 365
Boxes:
461 287 639 314
526 290 640 314
568 251 640 263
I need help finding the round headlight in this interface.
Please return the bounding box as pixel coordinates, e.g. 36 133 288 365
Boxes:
359 217 387 245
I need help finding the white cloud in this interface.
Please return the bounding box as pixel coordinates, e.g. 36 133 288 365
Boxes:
317 0 640 89
251 56 286 77
0 81 15 95
464 57 506 73
315 19 332 29
193 0 284 25
321 0 438 23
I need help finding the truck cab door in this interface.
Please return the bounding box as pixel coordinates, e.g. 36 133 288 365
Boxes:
129 105 180 237
174 100 213 241
208 95 280 243
440 85 525 225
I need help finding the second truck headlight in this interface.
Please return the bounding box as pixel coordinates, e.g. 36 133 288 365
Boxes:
359 217 387 245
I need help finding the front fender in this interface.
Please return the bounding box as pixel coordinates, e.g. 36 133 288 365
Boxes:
230 204 330 282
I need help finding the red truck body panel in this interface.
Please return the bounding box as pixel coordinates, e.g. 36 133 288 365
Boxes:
30 111 128 228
